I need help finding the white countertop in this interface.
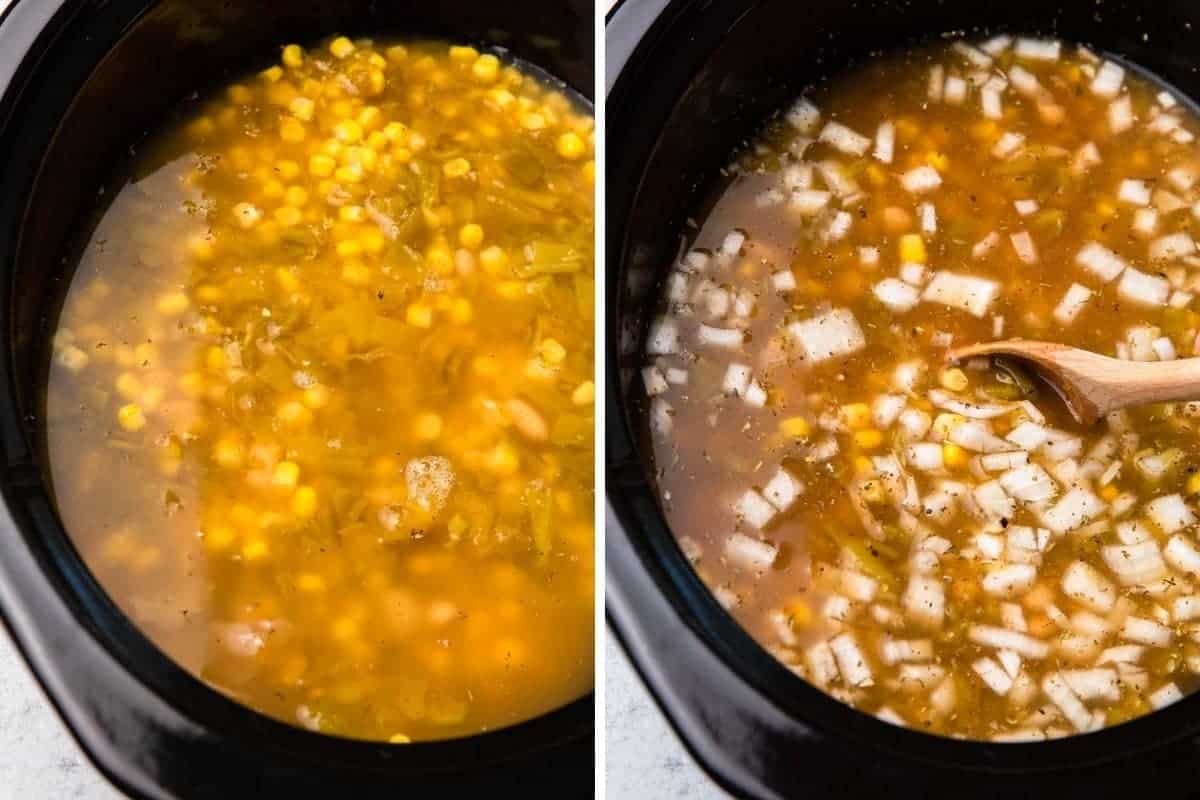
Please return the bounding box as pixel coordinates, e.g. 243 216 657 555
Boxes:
605 632 726 800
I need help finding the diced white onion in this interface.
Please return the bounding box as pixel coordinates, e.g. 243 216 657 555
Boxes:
697 324 745 349
982 564 1038 597
900 165 942 194
787 308 866 364
1149 232 1196 262
1062 561 1116 612
1109 95 1135 134
873 121 895 164
1014 38 1061 62
646 316 680 355
1090 61 1125 99
785 98 820 132
829 632 874 687
762 467 804 512
725 530 778 569
642 366 669 397
921 271 1000 318
1146 493 1196 533
970 625 1050 659
1117 179 1151 206
1010 231 1038 265
1040 488 1107 534
1117 267 1171 308
1053 283 1093 325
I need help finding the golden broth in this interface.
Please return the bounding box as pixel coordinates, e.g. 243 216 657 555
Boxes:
647 38 1200 740
48 36 594 742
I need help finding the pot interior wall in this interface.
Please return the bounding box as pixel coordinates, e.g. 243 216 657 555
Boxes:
14 0 592 449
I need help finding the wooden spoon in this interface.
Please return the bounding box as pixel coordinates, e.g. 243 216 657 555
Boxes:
946 340 1200 427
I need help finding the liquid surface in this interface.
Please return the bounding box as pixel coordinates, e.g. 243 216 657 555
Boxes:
48 37 594 742
647 38 1200 740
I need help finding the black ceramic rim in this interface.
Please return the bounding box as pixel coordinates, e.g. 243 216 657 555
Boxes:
0 0 592 786
605 0 1200 777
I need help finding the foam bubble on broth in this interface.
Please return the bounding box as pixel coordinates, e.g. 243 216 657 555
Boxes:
47 36 594 742
647 37 1200 740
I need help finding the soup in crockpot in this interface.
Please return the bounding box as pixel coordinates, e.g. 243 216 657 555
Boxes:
645 37 1200 740
48 37 594 742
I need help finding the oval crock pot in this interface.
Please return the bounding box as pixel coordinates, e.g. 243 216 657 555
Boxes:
606 1 1200 797
0 1 593 797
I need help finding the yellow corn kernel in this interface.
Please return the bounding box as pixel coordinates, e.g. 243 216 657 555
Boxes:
926 151 949 171
784 598 813 628
274 206 303 226
458 223 484 249
779 416 812 438
334 118 363 143
1188 472 1200 496
414 412 444 441
302 384 330 409
1100 483 1120 502
336 239 363 259
450 45 478 62
488 442 520 475
447 514 469 539
205 346 226 371
281 43 303 68
841 402 872 429
406 303 433 328
309 153 336 177
572 381 595 406
939 367 969 392
942 442 968 468
292 486 319 518
272 460 300 490
260 65 283 83
334 162 364 183
449 298 474 324
279 117 306 143
582 160 595 184
242 539 269 561
443 157 471 178
479 245 508 273
296 572 325 592
278 400 313 427
213 437 244 469
899 233 926 263
339 205 365 223
205 526 235 551
540 338 566 364
932 412 967 440
521 112 546 131
471 53 501 83
556 131 585 159
283 185 309 207
115 372 141 400
179 372 204 396
362 228 386 254
233 202 262 228
276 267 300 293
156 291 189 316
117 404 146 432
854 429 884 450
473 354 500 376
289 96 315 121
329 36 356 59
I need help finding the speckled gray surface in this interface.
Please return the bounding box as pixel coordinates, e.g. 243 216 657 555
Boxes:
605 632 726 800
0 629 122 799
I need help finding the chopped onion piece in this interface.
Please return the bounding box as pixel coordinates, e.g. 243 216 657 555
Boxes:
1053 283 1093 325
1062 561 1116 612
921 272 1000 318
1132 207 1159 237
972 231 1000 259
787 308 866 364
1040 488 1107 534
903 575 945 628
1071 141 1102 175
1102 540 1167 586
951 421 1017 454
744 381 767 408
999 464 1058 503
1062 668 1119 702
733 490 776 530
642 366 669 397
1007 422 1049 451
1090 61 1125 98
873 121 895 163
970 625 1050 659
1042 673 1091 732
928 65 945 102
974 657 1014 695
1149 232 1196 262
790 189 832 216
944 75 968 105
651 397 673 435
772 270 797 292
859 246 880 266
900 165 942 194
721 363 752 397
982 452 1028 471
697 324 745 349
873 394 907 428
1010 231 1038 265
1117 267 1171 308
1146 494 1196 533
1164 534 1200 576
805 642 839 686
1109 95 1135 134
829 633 873 687
1121 615 1172 647
992 131 1026 159
905 443 944 472
785 98 820 132
1118 179 1151 205
646 316 681 355
1014 198 1039 216
762 467 804 511
982 564 1038 597
873 279 920 313
981 87 1002 119
930 389 1016 419
818 121 871 156
1149 683 1183 709
725 531 778 569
